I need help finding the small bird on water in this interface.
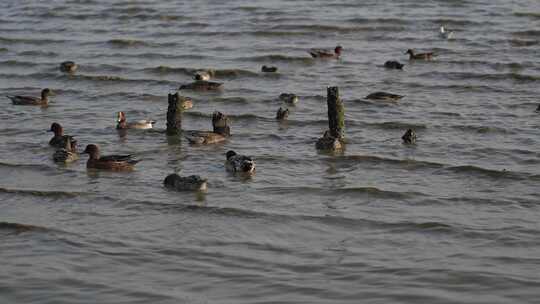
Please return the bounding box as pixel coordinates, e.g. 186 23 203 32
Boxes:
309 45 343 59
405 49 435 60
6 88 53 106
402 129 417 144
82 144 140 170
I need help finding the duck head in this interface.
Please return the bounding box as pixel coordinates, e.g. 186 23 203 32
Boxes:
48 122 64 136
226 150 237 160
335 45 343 55
82 144 100 159
405 49 414 55
41 88 52 100
117 111 126 123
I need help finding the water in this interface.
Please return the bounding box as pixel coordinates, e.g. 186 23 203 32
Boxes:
1 0 540 303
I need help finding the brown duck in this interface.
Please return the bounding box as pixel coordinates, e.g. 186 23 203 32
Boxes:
184 111 230 144
405 49 435 60
49 122 77 149
309 45 343 59
82 144 139 170
7 88 52 106
60 61 78 73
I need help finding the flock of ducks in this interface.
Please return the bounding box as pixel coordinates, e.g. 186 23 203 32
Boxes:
5 26 461 191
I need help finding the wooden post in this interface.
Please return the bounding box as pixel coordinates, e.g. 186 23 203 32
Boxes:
316 86 345 150
166 92 182 135
327 86 344 140
212 111 230 136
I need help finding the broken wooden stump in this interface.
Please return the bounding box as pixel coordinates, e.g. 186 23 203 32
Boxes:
166 92 191 135
316 86 345 151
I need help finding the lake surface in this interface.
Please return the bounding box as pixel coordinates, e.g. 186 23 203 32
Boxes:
1 0 540 303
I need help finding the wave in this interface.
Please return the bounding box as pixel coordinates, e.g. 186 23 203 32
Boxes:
107 38 149 48
0 36 67 45
512 30 540 38
262 185 424 200
364 121 428 130
269 24 405 33
333 154 444 170
514 12 540 20
509 39 539 47
236 54 314 65
417 71 540 83
346 17 411 25
0 187 81 198
18 50 58 57
0 60 38 67
145 66 259 78
451 124 513 135
444 165 528 180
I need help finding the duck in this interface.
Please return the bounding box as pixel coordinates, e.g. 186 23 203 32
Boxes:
405 49 435 60
536 104 540 112
53 136 79 163
225 150 255 173
309 45 343 59
179 80 223 91
48 122 77 149
365 92 404 101
60 61 78 73
82 144 140 170
261 65 278 72
276 107 289 120
279 93 298 104
163 173 208 191
116 111 156 129
402 129 417 144
315 130 343 151
439 26 454 39
184 111 230 145
384 60 404 69
6 88 52 106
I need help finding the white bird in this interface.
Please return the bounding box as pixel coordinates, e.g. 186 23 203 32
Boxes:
440 26 454 40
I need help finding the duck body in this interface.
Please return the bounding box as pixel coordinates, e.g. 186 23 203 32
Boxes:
262 65 278 72
184 130 227 145
440 26 454 39
53 137 79 163
179 80 223 91
60 61 78 73
365 92 404 101
116 111 156 129
225 150 255 173
48 122 77 149
402 129 417 144
279 93 298 104
7 88 52 106
82 144 139 170
384 60 404 69
406 49 435 60
164 173 207 191
309 45 342 59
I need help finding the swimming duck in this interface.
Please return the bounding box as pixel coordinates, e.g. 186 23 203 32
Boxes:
7 88 52 106
179 80 223 91
262 65 278 72
184 111 230 144
82 144 140 170
225 150 255 174
315 130 343 151
439 26 454 39
279 93 298 104
53 136 79 163
405 49 435 60
309 45 343 59
48 122 77 149
164 173 208 191
60 61 78 73
116 111 156 129
276 107 289 120
384 60 404 69
402 129 417 144
365 92 404 101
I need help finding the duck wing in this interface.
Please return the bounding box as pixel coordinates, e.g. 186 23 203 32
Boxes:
309 48 333 58
100 154 135 162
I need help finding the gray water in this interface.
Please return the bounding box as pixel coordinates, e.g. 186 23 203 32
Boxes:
1 0 540 303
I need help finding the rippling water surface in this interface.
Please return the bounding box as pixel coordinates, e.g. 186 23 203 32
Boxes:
1 0 540 303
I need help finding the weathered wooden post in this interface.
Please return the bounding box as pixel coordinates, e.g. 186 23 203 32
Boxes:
316 86 345 150
212 111 230 136
166 92 183 135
